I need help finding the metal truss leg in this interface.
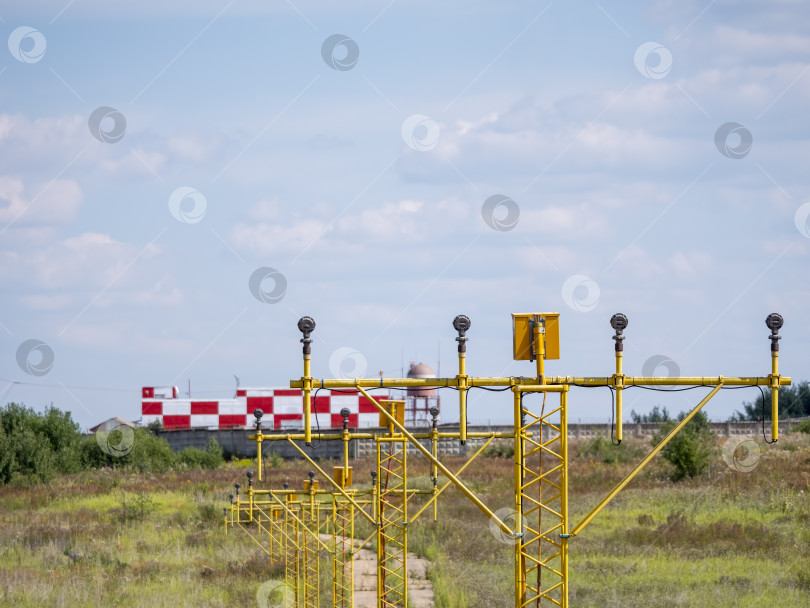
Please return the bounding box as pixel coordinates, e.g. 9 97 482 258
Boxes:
332 496 354 607
285 503 301 608
517 389 569 608
302 500 320 608
376 438 408 608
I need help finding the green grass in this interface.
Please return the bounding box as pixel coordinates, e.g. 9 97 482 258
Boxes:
0 436 808 607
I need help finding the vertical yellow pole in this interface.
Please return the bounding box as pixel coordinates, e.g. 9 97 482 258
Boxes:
343 431 350 482
332 495 337 606
513 388 524 607
766 313 783 442
298 317 316 446
375 438 383 608
256 429 263 482
304 354 312 445
532 318 545 383
771 348 779 441
615 348 623 443
454 315 471 445
431 422 439 522
459 349 468 444
560 388 569 608
610 314 628 444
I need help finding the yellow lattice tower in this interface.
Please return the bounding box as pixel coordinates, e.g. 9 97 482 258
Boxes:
376 435 408 608
513 387 569 605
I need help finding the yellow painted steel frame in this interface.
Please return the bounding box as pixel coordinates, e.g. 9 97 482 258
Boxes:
286 314 788 608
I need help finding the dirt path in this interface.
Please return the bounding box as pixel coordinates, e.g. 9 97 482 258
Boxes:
352 544 434 608
321 536 434 607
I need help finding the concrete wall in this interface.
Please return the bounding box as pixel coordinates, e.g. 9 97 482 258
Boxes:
155 427 347 460
155 418 808 459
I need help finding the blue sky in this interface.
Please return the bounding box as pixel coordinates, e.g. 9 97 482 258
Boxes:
1 0 808 429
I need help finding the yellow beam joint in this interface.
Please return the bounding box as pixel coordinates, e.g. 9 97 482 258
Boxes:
571 383 723 537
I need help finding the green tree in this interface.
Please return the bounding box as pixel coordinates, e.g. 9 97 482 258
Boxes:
731 381 810 421
630 405 672 424
0 403 83 483
652 410 715 481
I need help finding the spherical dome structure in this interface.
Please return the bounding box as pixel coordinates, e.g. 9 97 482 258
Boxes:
407 362 436 397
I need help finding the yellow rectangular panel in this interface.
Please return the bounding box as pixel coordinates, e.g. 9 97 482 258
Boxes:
332 466 353 488
512 313 560 360
379 399 406 428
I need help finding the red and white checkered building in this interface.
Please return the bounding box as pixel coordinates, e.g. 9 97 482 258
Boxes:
141 386 388 430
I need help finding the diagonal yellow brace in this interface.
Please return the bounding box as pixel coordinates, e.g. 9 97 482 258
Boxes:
570 383 723 536
409 435 496 524
285 438 376 525
357 386 514 537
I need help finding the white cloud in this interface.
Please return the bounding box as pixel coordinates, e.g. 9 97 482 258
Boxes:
230 217 334 256
0 176 83 226
669 250 715 280
167 134 216 162
0 232 162 293
230 197 471 256
99 147 168 179
247 198 284 221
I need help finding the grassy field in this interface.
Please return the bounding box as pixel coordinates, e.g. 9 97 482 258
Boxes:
0 433 808 607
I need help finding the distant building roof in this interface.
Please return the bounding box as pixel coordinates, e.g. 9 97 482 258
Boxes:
89 417 138 433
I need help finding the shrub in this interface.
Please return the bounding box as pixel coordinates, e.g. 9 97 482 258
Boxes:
81 427 176 474
795 419 810 434
0 403 83 483
178 439 224 470
483 440 514 458
652 410 715 481
578 435 643 464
